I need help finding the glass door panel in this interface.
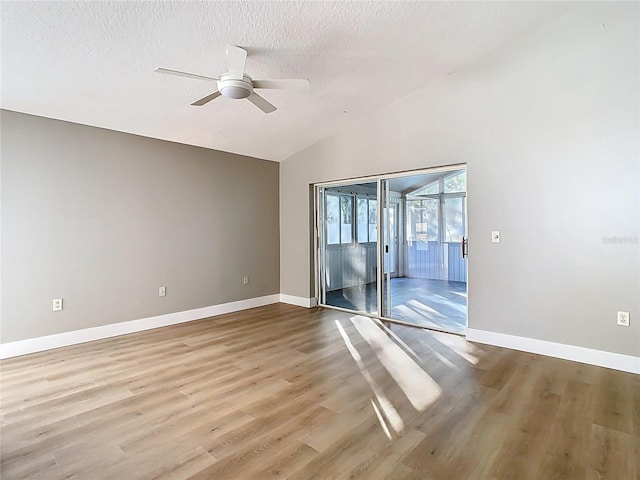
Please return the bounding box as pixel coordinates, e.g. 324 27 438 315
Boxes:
443 197 464 243
384 171 468 333
380 183 403 319
442 195 467 285
318 183 378 315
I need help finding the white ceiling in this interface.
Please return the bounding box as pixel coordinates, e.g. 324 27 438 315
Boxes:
1 1 569 162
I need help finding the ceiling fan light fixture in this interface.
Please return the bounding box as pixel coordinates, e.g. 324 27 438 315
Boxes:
155 45 309 113
220 84 251 99
217 75 253 99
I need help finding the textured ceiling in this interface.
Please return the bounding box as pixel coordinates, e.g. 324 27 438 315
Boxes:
1 1 568 161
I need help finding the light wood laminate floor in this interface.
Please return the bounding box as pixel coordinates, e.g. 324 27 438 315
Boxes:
1 303 638 479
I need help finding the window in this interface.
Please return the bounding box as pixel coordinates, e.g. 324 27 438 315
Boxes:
444 197 464 242
406 169 466 244
410 181 439 196
326 193 353 245
407 198 439 243
340 196 353 244
444 171 466 193
326 194 340 244
368 199 378 242
357 197 377 243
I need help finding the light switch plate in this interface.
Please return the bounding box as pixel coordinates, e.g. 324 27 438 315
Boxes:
491 231 501 243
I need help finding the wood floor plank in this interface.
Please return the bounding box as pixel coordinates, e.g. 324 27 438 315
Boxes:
539 380 594 471
141 447 218 480
286 415 391 480
346 428 426 480
592 368 636 435
586 423 637 480
188 406 330 479
487 373 563 480
0 303 637 480
402 383 497 475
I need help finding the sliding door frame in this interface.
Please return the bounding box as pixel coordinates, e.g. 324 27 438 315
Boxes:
313 164 467 335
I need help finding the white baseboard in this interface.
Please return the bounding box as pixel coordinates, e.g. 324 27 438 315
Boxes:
279 294 317 308
466 328 640 374
0 294 280 359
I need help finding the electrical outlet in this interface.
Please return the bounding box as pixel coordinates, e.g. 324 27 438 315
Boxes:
52 298 63 312
159 286 166 297
617 311 630 327
243 275 249 285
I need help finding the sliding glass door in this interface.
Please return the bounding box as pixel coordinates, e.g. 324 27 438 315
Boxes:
316 167 468 334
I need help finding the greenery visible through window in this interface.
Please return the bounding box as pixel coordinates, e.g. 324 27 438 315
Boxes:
326 193 353 245
406 198 439 243
444 171 466 193
340 196 353 244
406 169 466 244
357 197 377 243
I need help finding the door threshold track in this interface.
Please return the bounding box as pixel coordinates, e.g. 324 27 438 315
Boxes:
317 303 466 337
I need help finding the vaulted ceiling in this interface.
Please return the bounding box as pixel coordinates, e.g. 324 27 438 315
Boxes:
1 1 569 161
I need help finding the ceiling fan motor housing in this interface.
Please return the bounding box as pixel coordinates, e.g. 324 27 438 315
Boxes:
217 73 253 99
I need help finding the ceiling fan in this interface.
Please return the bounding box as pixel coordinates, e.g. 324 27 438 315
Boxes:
155 45 310 114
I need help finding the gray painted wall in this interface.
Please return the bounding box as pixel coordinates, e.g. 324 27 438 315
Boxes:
1 111 280 343
280 3 639 356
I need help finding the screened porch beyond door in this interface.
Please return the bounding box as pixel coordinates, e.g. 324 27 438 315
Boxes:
318 168 468 335
325 277 467 333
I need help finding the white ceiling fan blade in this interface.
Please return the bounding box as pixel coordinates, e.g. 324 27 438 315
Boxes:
252 79 311 90
226 45 247 80
155 67 218 82
191 91 222 106
247 92 276 114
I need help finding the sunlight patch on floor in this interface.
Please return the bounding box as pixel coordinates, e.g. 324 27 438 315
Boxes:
335 321 404 434
370 399 393 441
431 331 479 365
404 300 445 318
418 294 467 314
350 316 441 411
394 304 439 323
392 304 461 335
375 321 421 362
431 348 459 370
